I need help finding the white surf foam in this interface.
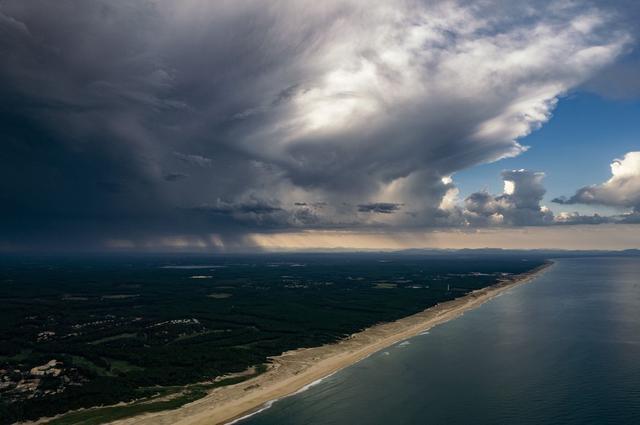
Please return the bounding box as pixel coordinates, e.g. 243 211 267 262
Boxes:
224 370 339 424
225 399 278 425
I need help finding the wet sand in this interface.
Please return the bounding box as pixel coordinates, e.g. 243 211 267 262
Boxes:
110 261 553 425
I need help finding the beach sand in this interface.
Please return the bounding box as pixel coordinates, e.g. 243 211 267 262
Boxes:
109 261 553 425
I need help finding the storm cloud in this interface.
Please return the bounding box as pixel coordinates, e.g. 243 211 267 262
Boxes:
463 170 554 226
0 0 636 250
358 203 403 214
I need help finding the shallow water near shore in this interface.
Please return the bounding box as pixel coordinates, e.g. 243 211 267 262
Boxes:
239 257 640 425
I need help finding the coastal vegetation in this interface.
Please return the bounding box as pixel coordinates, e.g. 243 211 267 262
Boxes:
0 253 544 423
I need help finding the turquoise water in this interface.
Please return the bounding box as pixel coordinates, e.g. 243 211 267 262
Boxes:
239 257 640 425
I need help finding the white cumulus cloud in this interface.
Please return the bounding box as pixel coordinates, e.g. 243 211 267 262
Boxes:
553 151 640 212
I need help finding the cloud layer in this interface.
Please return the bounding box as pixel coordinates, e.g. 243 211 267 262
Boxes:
0 0 636 249
463 170 553 226
553 151 640 212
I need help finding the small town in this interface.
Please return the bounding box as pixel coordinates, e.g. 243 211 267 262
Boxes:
1 359 84 403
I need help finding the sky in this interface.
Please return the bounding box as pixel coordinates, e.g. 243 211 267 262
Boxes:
455 93 640 215
1 0 640 252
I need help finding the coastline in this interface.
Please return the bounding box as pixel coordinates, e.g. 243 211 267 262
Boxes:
108 260 554 425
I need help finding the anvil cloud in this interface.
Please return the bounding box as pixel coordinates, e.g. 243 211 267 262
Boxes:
0 0 636 250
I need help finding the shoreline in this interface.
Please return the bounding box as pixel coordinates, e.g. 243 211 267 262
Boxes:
107 260 554 425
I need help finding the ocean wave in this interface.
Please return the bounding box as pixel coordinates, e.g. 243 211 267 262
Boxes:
225 399 278 425
225 371 339 424
293 370 339 395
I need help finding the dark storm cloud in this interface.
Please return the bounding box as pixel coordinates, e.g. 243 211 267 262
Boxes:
463 170 554 226
0 0 636 250
357 203 403 214
164 173 188 182
192 201 283 216
173 152 212 168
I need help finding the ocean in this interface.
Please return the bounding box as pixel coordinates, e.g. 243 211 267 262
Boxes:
239 257 640 425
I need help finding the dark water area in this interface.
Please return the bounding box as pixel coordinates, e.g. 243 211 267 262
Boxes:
241 257 640 425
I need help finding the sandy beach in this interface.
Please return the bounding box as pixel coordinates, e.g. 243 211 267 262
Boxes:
109 261 553 425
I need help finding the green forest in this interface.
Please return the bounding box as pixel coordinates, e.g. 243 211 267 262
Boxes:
0 253 544 424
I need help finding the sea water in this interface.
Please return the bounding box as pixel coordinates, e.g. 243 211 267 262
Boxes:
240 257 640 425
